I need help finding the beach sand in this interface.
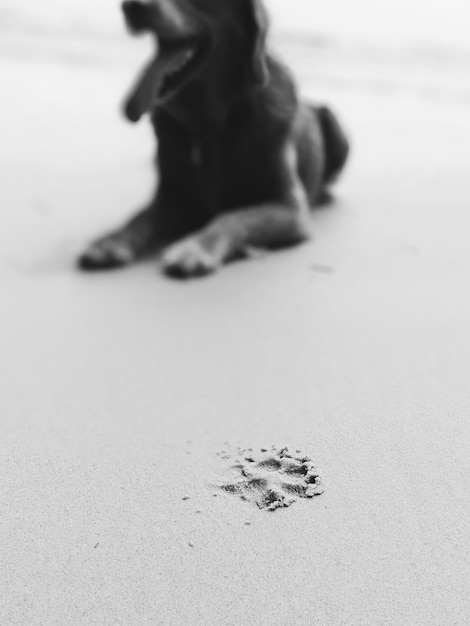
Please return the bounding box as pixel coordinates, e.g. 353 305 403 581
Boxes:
1 32 470 626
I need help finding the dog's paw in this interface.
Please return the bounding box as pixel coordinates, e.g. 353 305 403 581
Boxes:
78 235 136 271
161 236 223 279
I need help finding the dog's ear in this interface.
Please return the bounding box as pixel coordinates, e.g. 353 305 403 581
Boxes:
121 2 158 122
123 56 160 123
122 1 153 34
243 0 270 87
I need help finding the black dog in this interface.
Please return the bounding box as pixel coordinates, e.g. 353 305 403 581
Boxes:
79 0 350 278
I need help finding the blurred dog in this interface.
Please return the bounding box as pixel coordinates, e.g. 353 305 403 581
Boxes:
79 0 350 278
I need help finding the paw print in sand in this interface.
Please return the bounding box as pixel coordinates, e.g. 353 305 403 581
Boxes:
217 447 324 511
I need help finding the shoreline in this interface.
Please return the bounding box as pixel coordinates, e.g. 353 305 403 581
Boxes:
2 29 470 106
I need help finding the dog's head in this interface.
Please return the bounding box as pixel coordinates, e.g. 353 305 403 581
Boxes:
122 0 269 122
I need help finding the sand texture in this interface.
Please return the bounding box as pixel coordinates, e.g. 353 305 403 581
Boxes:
1 26 470 626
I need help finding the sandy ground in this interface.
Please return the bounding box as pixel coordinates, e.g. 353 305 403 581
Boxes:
1 33 470 626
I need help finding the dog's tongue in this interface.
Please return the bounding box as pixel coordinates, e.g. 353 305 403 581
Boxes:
124 45 192 122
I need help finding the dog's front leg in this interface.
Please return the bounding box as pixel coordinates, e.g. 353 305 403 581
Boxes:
78 205 163 270
161 140 314 278
161 202 310 278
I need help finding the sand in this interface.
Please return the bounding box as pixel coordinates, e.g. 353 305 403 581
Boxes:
1 29 470 626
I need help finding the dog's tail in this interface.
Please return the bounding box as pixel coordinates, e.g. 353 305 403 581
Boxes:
313 105 351 185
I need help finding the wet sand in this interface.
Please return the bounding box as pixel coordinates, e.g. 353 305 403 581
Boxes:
1 36 470 626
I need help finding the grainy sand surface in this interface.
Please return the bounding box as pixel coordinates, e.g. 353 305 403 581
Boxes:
1 22 470 626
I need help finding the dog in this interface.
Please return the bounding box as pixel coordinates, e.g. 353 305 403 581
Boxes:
79 0 350 278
